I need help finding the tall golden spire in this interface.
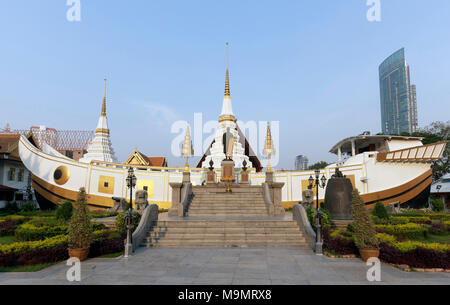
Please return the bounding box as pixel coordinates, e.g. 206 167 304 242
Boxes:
224 42 230 97
101 78 107 117
263 122 275 172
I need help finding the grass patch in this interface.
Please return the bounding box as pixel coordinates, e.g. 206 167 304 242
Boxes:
0 262 56 273
97 251 122 258
0 235 16 245
424 234 450 244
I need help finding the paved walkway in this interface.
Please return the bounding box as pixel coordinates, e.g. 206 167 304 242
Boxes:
0 247 449 285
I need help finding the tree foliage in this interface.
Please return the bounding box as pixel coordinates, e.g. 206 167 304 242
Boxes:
68 188 92 249
308 161 329 170
351 190 379 250
412 121 449 181
395 121 449 181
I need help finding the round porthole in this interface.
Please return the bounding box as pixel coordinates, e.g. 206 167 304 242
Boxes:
53 166 70 185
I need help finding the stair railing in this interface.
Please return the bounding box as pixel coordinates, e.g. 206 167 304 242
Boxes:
262 183 275 216
180 182 193 217
131 204 159 252
292 204 316 250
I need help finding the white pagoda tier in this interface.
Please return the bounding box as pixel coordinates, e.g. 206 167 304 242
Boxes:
199 45 260 170
79 80 118 164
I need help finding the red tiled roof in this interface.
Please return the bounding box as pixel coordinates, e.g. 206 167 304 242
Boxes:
0 185 18 191
0 134 20 153
139 152 167 167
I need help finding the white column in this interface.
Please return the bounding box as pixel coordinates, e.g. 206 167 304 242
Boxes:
338 146 342 161
351 140 356 156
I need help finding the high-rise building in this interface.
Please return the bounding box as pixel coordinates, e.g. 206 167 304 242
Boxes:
295 155 309 171
410 84 418 132
379 48 418 135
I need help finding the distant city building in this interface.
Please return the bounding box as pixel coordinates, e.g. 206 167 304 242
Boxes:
295 155 309 171
0 134 34 208
379 48 419 135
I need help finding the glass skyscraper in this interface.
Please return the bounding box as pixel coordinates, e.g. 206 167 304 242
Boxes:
379 48 418 135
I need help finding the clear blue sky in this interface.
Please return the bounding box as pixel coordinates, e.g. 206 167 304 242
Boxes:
1 1 449 169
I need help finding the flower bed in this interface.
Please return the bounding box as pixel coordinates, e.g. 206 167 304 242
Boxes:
322 228 358 255
15 223 68 241
0 231 124 267
375 223 428 240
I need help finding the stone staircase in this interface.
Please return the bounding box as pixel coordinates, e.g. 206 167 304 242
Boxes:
139 184 309 248
186 191 269 217
141 220 309 248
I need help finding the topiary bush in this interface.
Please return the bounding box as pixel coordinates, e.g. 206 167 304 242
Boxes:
351 189 379 250
115 210 141 234
68 188 92 249
372 202 389 220
55 201 73 222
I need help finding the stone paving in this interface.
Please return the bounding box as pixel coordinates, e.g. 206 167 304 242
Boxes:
0 247 449 285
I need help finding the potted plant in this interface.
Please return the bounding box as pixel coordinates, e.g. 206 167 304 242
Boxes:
352 189 380 261
67 188 92 261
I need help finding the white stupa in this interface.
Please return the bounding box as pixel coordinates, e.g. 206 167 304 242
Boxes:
79 79 118 163
201 43 253 169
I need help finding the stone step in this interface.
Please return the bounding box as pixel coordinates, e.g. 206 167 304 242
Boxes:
147 232 304 238
150 228 302 234
141 241 309 248
151 221 299 227
190 201 266 204
186 214 269 217
145 238 306 244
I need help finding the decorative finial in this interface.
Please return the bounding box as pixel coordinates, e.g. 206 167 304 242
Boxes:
101 78 107 117
181 124 194 172
263 122 275 172
224 42 230 97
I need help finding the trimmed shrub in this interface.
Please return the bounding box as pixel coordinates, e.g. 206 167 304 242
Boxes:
68 188 92 249
20 201 37 212
55 201 73 221
0 219 18 237
0 234 68 255
0 217 29 237
15 223 67 241
306 208 331 231
89 238 124 258
115 210 141 234
352 190 379 250
431 198 445 212
89 211 118 219
322 228 358 255
375 223 428 240
379 243 450 269
444 220 450 230
372 202 389 220
429 223 448 235
392 216 431 225
0 232 123 267
92 222 107 231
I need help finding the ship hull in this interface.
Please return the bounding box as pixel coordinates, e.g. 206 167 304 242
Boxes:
19 135 437 211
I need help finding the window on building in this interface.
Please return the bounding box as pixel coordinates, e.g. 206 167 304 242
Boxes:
18 169 25 182
8 168 16 181
65 150 74 159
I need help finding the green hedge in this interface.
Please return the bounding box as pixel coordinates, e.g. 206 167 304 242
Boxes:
375 223 428 240
15 223 68 241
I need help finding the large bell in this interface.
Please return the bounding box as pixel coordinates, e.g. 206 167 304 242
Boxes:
324 169 353 220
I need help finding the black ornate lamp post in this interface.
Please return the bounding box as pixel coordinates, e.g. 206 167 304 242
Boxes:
309 169 327 255
124 167 137 257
